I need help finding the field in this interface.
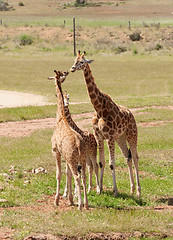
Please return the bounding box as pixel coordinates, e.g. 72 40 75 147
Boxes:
0 0 173 239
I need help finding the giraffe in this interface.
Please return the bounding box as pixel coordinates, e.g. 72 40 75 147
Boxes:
48 70 88 210
62 91 100 195
70 51 141 198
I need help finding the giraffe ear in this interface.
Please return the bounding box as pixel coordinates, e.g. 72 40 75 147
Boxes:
48 77 55 80
86 60 94 64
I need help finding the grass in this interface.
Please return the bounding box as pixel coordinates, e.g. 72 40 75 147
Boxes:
0 0 173 239
0 122 173 238
0 54 172 104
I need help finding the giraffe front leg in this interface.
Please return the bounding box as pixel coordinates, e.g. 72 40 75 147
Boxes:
53 151 61 206
87 161 93 193
74 174 83 211
81 166 89 210
106 139 117 197
131 147 141 198
93 128 105 194
66 164 74 205
63 163 68 199
98 140 105 194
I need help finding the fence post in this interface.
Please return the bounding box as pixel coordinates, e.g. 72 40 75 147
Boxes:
128 21 131 30
73 17 76 56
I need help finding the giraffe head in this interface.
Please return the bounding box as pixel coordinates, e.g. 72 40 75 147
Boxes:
48 70 69 85
70 50 94 72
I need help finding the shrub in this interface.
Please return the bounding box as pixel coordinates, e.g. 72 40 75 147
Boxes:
0 1 14 11
114 46 127 54
133 48 138 55
20 35 33 46
18 2 24 6
129 31 142 41
155 43 162 50
74 0 87 7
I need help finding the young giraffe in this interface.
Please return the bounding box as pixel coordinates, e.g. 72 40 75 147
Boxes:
48 70 88 210
62 91 100 195
70 51 141 198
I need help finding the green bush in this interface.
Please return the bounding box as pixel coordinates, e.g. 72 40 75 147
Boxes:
155 43 162 51
20 35 33 46
18 2 24 6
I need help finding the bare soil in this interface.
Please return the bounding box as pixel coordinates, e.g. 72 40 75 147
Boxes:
0 90 50 109
0 106 172 138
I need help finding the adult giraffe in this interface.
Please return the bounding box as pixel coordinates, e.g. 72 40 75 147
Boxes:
70 51 141 197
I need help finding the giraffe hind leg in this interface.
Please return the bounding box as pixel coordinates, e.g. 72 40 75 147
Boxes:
129 144 141 198
116 136 135 195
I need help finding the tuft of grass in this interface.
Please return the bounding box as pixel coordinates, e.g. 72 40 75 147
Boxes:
20 34 34 46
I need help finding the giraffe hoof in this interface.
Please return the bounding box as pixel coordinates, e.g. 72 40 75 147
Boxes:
110 164 114 170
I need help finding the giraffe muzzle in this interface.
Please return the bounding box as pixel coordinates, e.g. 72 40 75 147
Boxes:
70 66 76 72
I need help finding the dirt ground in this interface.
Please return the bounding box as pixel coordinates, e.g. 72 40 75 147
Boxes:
0 104 173 138
0 90 50 109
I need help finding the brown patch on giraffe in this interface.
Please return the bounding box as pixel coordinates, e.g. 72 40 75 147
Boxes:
86 78 91 84
103 126 109 132
95 87 99 95
103 109 108 118
109 110 115 118
116 115 120 126
88 85 94 92
107 115 113 122
94 99 99 106
90 93 96 100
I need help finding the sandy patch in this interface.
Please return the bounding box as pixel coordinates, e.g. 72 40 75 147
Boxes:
0 90 51 108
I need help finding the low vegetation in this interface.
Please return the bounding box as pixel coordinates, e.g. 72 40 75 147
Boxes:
0 0 172 239
0 1 14 11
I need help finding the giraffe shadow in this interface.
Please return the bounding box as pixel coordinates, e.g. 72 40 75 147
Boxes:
155 197 173 206
88 190 146 209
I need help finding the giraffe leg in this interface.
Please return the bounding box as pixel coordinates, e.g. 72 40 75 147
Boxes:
98 139 105 194
91 158 100 194
81 165 89 210
89 145 100 194
74 174 83 210
116 135 135 195
70 164 83 210
93 128 105 194
66 164 74 205
87 158 93 193
63 163 68 198
106 138 117 196
52 150 61 206
129 144 141 198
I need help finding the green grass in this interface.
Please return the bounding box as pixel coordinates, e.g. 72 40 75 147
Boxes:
0 54 172 105
135 108 173 123
0 1 173 238
0 121 173 238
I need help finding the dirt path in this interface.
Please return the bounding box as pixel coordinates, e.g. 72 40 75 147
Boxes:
0 106 173 138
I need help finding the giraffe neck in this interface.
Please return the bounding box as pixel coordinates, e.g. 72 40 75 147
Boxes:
83 64 105 116
64 106 83 135
55 82 65 122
